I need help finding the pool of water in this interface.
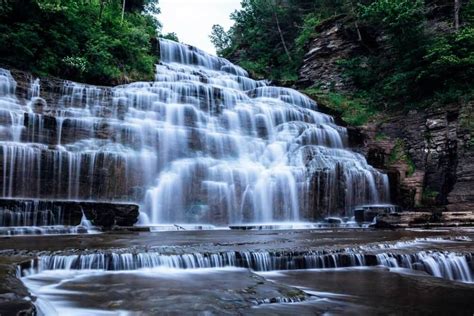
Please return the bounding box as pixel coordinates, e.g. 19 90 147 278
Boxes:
24 264 474 315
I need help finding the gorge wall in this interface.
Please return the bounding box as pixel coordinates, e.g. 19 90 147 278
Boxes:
297 15 474 212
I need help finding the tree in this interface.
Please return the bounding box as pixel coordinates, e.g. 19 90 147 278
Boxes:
270 0 292 62
0 0 162 84
210 0 360 81
161 32 179 42
209 25 230 56
455 0 461 30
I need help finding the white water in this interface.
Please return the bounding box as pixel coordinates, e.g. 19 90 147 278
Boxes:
22 237 473 283
0 40 390 225
24 248 473 283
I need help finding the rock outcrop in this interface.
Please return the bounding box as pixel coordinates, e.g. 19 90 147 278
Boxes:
0 263 35 316
363 103 474 211
375 211 474 228
297 15 372 92
297 15 473 213
0 199 139 228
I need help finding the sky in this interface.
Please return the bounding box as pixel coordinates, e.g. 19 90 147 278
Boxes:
160 0 242 55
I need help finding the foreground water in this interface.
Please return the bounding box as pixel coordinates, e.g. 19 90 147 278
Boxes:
11 229 473 315
23 266 474 315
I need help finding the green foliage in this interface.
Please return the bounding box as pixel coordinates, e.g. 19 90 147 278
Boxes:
210 24 231 54
360 0 425 48
375 132 388 141
211 0 353 82
215 0 473 118
304 88 374 126
62 56 88 75
0 0 161 84
341 0 474 110
162 32 179 42
294 13 320 58
421 187 439 206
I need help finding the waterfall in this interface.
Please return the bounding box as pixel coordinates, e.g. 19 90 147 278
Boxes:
24 249 473 283
0 39 390 225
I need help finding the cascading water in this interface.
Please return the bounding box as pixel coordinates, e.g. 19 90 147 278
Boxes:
23 248 473 283
0 39 389 226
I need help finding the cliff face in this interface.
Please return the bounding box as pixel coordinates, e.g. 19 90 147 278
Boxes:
365 103 473 211
297 15 367 92
297 16 474 212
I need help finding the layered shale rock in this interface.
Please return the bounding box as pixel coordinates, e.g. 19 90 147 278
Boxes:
297 15 376 92
365 103 473 211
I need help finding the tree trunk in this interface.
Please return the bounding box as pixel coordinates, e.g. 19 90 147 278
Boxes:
98 0 105 21
121 0 126 23
349 1 362 41
272 7 292 63
454 0 461 30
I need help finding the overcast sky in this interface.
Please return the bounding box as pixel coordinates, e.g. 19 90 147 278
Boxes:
160 0 241 55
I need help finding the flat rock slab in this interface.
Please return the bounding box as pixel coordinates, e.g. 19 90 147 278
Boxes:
375 211 474 228
22 268 308 315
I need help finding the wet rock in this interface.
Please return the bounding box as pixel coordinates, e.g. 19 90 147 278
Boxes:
0 198 139 229
374 211 474 228
426 119 446 130
0 264 35 316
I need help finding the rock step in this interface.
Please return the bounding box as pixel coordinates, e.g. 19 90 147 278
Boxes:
375 211 474 228
0 198 139 228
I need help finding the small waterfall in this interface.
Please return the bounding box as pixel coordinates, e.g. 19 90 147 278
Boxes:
23 250 368 273
0 39 390 225
0 199 102 236
0 200 64 227
24 248 473 283
376 252 473 282
0 226 87 236
28 78 40 99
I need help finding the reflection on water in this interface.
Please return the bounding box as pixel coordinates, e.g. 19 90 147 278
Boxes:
24 268 309 315
24 266 474 315
257 267 474 315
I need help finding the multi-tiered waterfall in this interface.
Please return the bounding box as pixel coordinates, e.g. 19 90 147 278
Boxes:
0 39 389 226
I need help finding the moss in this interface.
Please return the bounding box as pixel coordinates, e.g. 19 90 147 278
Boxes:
388 139 416 176
460 101 474 132
303 88 375 126
421 187 439 206
375 132 388 141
